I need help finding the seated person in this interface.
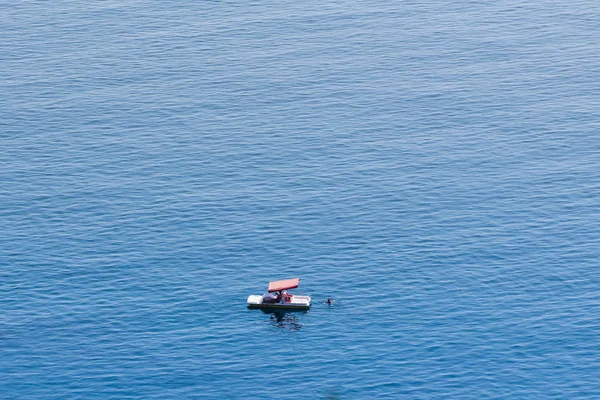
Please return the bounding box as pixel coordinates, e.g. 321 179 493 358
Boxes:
262 293 279 303
282 290 292 302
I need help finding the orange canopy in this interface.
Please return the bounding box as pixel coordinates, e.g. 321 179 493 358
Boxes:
268 278 300 292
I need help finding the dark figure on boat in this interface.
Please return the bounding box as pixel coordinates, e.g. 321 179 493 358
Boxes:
262 292 281 304
262 290 292 304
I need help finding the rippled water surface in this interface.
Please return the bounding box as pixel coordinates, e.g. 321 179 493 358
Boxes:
2 0 600 398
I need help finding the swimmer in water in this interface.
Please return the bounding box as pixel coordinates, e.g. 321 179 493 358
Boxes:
326 297 334 305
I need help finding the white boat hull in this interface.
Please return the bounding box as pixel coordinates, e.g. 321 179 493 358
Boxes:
247 294 311 310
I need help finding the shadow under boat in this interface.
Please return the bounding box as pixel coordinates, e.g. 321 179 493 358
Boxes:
261 309 306 331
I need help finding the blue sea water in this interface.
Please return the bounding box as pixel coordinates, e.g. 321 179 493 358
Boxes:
1 0 600 398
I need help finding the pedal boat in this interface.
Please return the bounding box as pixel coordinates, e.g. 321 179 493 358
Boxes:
247 278 311 310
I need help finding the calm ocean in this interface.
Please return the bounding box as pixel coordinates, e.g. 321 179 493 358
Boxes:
2 0 599 398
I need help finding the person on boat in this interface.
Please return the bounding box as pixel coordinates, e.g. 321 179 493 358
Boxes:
262 292 278 303
282 290 291 303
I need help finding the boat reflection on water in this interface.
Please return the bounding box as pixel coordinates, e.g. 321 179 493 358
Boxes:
261 309 306 331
